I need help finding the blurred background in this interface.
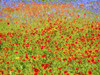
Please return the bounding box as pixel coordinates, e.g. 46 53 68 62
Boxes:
0 0 100 14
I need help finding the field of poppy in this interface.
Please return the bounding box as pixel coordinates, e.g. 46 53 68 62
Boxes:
0 0 100 75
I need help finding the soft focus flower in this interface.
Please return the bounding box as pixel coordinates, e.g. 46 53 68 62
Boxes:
88 70 92 75
34 68 39 73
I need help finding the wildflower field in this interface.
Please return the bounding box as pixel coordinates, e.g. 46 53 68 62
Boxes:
0 0 100 75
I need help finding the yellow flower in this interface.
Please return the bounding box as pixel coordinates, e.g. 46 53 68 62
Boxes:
53 28 57 31
15 57 20 59
68 17 71 19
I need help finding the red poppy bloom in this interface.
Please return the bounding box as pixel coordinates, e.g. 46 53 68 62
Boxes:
41 64 45 67
7 22 9 25
95 50 98 53
34 68 39 73
48 68 52 72
11 68 14 71
64 70 67 74
69 36 71 39
43 64 49 69
25 54 29 60
0 33 3 37
66 73 70 75
61 35 63 38
42 54 47 58
18 70 21 73
0 70 3 73
6 61 10 64
54 41 57 45
33 56 36 59
15 51 18 54
57 68 61 70
84 13 86 15
25 30 27 33
58 72 61 75
34 72 38 75
25 43 29 47
46 36 50 38
88 70 92 75
63 58 66 61
31 33 35 35
75 68 78 70
20 72 24 75
78 15 80 17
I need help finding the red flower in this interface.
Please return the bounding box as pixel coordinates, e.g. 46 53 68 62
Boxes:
57 68 61 70
33 56 36 59
41 64 45 67
25 54 29 60
0 70 3 73
31 33 35 35
44 64 49 69
42 54 47 58
41 46 44 50
64 70 67 74
46 36 50 38
3 37 6 41
61 36 63 38
78 15 80 17
18 70 21 73
54 41 57 45
97 59 100 62
7 22 9 25
15 51 18 54
58 72 61 75
34 68 39 73
88 70 92 75
25 30 27 33
69 36 71 39
95 50 98 53
48 69 52 72
75 68 78 70
31 56 34 58
6 61 10 64
75 42 78 44
11 69 14 71
20 73 24 75
25 43 29 47
0 33 3 37
63 58 66 61
34 72 38 75
84 13 86 16
85 50 88 54
66 73 70 75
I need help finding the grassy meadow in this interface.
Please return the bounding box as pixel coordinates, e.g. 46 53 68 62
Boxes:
0 1 100 75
